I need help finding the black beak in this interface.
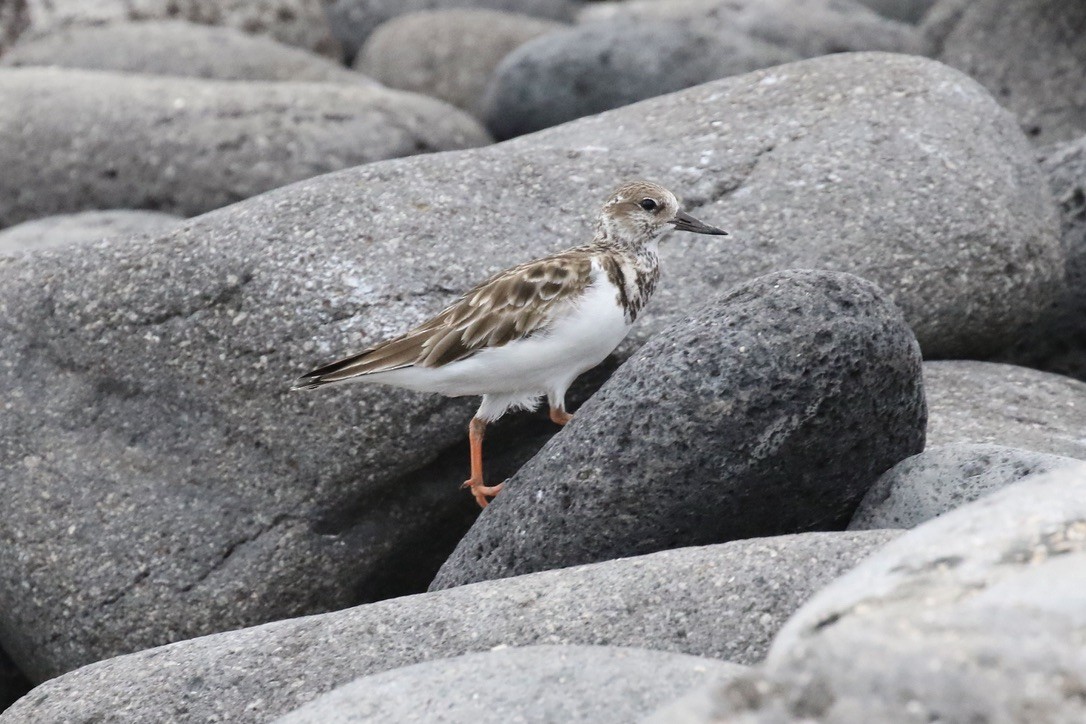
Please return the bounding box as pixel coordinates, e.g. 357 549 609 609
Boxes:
669 209 728 235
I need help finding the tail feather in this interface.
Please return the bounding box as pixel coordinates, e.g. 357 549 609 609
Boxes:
292 334 425 390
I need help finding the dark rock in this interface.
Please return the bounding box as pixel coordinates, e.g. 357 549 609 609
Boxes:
357 9 563 115
849 443 1080 530
998 136 1086 380
274 645 747 724
0 53 1055 681
430 270 925 589
925 0 1086 145
853 0 936 23
0 531 896 722
0 649 30 715
0 0 29 55
0 210 184 256
578 0 927 59
481 20 796 139
0 67 488 227
924 361 1086 459
652 464 1086 722
326 0 578 62
18 0 340 58
1 21 373 83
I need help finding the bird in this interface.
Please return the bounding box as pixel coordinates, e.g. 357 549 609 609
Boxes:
293 180 727 507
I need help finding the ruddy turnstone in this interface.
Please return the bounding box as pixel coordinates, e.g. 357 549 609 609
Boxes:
294 180 727 507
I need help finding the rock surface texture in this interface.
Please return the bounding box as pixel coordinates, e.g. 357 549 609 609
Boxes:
578 0 926 59
16 0 339 57
649 465 1086 722
0 67 488 227
273 645 746 724
854 0 936 23
431 270 925 589
926 0 1086 145
924 361 1086 459
357 9 562 115
849 443 1080 530
998 135 1086 380
481 20 796 139
0 210 184 256
0 53 1057 681
0 21 373 84
326 0 578 61
0 532 897 721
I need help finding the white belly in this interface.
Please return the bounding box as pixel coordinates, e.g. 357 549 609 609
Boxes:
368 276 631 398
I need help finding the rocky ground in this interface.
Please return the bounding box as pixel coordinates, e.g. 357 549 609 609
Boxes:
0 0 1084 721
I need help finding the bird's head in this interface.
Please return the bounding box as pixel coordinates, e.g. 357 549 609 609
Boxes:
596 180 728 244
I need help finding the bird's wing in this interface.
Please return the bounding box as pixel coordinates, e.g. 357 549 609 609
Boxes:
294 251 596 388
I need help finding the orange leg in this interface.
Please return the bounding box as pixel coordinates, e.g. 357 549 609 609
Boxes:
461 417 503 508
549 407 573 426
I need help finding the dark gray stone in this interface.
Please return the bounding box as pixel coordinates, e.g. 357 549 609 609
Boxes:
481 20 796 139
327 0 578 62
0 531 897 723
0 648 30 716
853 0 936 23
926 0 1086 145
357 9 562 115
998 136 1086 380
849 443 1080 530
0 0 29 55
924 361 1086 459
1 21 373 83
274 645 747 724
0 53 1055 681
0 67 488 227
0 210 184 256
652 465 1086 722
578 0 927 59
18 0 340 57
430 271 925 589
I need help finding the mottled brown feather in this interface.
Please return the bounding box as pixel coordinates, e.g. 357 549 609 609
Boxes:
295 251 595 386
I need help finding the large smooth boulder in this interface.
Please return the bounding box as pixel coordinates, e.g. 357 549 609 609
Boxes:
431 271 925 589
925 0 1086 145
578 0 926 59
481 20 795 139
326 0 578 61
274 645 746 724
652 465 1086 722
0 210 184 256
0 53 1056 680
924 361 1086 459
357 9 563 115
0 532 897 722
0 21 373 83
998 135 1086 380
849 443 1080 530
0 67 488 227
16 0 339 57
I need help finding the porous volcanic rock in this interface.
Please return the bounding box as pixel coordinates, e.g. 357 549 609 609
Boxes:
0 210 184 256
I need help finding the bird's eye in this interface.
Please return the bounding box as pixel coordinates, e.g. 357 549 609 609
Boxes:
639 198 658 212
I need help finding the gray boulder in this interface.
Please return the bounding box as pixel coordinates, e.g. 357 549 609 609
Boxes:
998 136 1086 380
578 0 927 59
925 361 1086 459
0 0 29 55
16 0 340 57
431 271 925 589
0 21 373 84
274 645 746 724
326 0 578 62
0 210 184 256
853 0 936 23
357 9 563 115
652 465 1086 722
0 67 488 227
849 443 1080 530
0 531 897 722
481 20 796 139
0 53 1056 680
925 0 1086 145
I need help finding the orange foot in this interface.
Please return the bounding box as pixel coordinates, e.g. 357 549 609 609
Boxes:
549 407 573 426
462 478 504 508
